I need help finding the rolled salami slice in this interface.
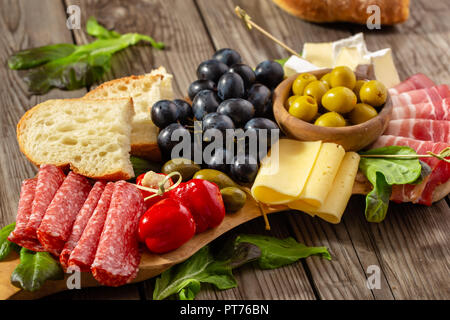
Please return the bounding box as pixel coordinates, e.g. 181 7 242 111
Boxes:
25 164 65 240
37 172 91 256
68 182 114 272
92 181 144 287
8 178 44 252
60 181 107 269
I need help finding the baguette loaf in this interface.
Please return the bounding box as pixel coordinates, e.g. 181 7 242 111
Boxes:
17 98 135 180
84 67 174 161
273 0 410 25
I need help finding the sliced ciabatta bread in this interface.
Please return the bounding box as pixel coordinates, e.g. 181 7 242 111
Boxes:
84 66 174 161
17 98 135 180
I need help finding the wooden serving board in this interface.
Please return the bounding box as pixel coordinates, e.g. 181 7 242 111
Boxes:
0 180 371 300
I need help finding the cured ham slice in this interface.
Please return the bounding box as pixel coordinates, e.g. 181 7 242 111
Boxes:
372 135 449 205
384 119 450 143
389 74 435 95
391 85 450 109
391 97 450 121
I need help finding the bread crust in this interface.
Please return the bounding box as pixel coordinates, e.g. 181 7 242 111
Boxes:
84 68 169 160
17 98 135 180
272 0 410 25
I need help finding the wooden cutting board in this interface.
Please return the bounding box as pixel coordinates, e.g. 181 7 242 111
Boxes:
0 180 371 300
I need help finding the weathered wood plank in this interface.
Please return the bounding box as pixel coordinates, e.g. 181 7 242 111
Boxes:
0 0 84 229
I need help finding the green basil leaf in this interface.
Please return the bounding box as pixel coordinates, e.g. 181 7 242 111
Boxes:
8 44 76 70
153 246 236 300
359 146 422 222
275 57 289 67
0 223 20 261
11 248 64 292
235 234 331 269
365 172 391 222
86 16 121 39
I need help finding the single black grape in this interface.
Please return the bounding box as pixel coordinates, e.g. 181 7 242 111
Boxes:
202 112 235 132
192 90 221 120
205 148 230 173
254 60 284 89
173 99 193 125
230 154 259 184
229 63 256 90
197 59 229 83
217 98 255 127
217 72 245 100
246 83 272 116
157 123 190 160
244 117 280 150
188 79 216 101
151 100 178 129
212 48 242 67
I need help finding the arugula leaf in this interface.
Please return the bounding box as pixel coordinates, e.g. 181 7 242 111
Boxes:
86 16 121 39
153 246 236 300
235 234 331 269
359 146 422 222
0 223 20 261
8 18 164 94
8 44 77 70
11 248 64 292
153 234 331 300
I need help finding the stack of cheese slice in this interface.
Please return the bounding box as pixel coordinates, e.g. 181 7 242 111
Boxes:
251 139 360 224
284 33 401 88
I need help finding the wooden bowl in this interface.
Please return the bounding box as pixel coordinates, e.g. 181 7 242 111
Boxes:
273 69 392 151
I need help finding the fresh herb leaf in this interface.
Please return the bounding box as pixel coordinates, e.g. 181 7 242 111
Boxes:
8 44 77 70
153 246 236 300
275 57 289 67
129 156 162 180
86 16 120 39
235 234 331 269
0 223 20 261
359 146 422 222
10 248 64 292
8 18 164 94
153 234 331 300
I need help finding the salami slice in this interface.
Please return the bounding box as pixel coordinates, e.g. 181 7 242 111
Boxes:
60 181 107 269
25 164 65 240
91 181 144 287
68 182 114 272
8 178 44 252
37 172 91 256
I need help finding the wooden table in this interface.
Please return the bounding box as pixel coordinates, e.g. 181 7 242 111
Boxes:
0 0 449 300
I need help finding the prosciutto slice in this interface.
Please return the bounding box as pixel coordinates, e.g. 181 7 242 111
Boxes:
384 119 450 143
389 74 435 95
371 135 449 205
391 97 450 121
391 85 450 109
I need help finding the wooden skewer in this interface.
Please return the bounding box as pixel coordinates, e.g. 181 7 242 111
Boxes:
234 6 301 58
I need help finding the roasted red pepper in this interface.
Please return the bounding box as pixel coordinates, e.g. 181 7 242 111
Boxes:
168 179 225 233
138 198 196 253
136 171 173 209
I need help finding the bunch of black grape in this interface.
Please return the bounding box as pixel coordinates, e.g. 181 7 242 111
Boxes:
152 48 283 184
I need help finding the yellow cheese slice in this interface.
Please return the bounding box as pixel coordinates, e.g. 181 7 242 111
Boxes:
290 143 345 208
302 42 333 68
289 152 360 224
251 139 322 205
334 47 363 70
314 152 360 223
